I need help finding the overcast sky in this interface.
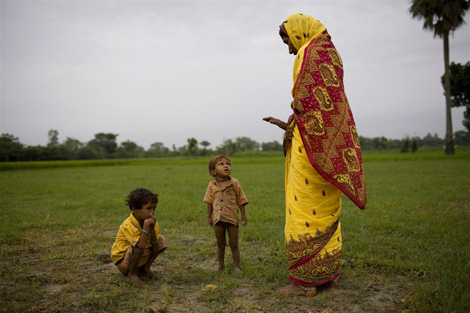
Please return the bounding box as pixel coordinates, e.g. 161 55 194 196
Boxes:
1 0 469 150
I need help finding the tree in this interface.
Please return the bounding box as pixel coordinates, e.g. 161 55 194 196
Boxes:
401 136 410 153
117 140 142 158
454 130 470 145
62 137 83 160
217 139 237 156
23 145 47 161
411 137 419 153
0 133 24 161
45 129 69 160
200 140 210 149
261 141 283 152
87 133 118 158
198 140 211 156
409 0 470 154
148 142 169 158
186 137 198 156
442 61 470 132
235 137 259 152
420 133 444 146
47 129 59 147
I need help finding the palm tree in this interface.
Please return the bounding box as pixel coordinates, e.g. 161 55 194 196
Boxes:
409 0 470 154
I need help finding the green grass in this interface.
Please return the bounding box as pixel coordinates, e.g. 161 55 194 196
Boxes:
1 151 469 312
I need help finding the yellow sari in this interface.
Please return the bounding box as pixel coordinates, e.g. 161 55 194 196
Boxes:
281 14 366 286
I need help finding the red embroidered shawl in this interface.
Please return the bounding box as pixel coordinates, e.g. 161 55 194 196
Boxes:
292 31 367 209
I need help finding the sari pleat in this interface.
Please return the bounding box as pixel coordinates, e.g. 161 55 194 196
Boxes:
285 123 342 286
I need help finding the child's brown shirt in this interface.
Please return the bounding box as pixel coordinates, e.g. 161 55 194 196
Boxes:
203 177 248 226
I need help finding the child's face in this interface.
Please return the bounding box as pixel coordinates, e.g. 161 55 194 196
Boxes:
132 201 156 222
211 158 231 179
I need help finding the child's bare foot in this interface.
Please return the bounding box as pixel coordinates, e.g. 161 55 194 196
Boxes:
216 261 225 271
126 274 147 287
277 283 316 297
234 266 241 275
139 269 163 281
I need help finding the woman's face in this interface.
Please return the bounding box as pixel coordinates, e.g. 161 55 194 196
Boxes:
281 33 298 55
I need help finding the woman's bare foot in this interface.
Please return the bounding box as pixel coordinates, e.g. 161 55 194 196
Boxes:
217 264 225 271
327 279 339 288
234 266 242 275
127 274 147 287
277 283 317 297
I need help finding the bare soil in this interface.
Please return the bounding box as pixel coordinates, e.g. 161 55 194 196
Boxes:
0 233 415 313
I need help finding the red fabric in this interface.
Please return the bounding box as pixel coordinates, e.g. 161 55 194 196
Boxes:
292 31 367 209
290 273 340 287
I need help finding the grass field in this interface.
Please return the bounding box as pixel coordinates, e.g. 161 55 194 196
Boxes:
0 150 469 312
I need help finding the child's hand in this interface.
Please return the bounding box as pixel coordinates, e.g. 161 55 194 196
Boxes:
208 217 214 227
241 216 247 227
144 215 157 229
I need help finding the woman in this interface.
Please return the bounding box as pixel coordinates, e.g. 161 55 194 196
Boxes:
263 13 366 297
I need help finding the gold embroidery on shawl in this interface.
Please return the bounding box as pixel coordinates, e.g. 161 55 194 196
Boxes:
333 173 354 194
342 148 360 172
292 98 304 112
304 111 324 135
313 86 333 111
319 64 339 87
297 72 315 102
292 30 367 209
350 125 360 149
318 32 331 47
328 48 343 69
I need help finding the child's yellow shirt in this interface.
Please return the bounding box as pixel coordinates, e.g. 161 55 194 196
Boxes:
111 213 160 264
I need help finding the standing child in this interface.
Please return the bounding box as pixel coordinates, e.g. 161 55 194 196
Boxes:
203 155 249 274
111 188 167 287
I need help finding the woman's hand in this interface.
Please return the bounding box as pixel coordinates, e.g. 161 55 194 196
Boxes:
263 117 287 130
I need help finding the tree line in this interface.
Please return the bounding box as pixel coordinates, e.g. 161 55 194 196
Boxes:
1 129 469 162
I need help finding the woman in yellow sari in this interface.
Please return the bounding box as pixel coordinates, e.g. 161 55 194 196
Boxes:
264 13 366 296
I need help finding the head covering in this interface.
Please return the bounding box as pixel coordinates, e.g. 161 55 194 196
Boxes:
280 13 326 51
281 14 367 209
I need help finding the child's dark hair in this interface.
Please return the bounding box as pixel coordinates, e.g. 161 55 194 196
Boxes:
208 155 231 176
126 188 159 210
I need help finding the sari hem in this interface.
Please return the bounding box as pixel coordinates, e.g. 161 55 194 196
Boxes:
289 272 340 287
287 219 338 270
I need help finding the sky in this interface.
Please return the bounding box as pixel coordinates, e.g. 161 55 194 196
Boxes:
1 0 469 150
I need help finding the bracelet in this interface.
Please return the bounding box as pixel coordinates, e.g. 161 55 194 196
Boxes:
150 240 158 245
141 229 150 235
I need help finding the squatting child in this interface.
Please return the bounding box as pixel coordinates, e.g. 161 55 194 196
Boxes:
111 188 167 287
203 155 249 274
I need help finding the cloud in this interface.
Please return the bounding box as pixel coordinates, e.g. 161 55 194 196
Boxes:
1 1 469 149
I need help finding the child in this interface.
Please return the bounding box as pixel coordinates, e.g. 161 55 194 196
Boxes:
111 188 167 287
203 155 248 274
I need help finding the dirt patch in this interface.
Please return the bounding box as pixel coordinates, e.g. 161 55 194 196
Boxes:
1 234 415 313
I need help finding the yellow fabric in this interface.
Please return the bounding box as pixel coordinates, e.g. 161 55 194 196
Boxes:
111 213 160 264
285 123 342 265
281 13 326 89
